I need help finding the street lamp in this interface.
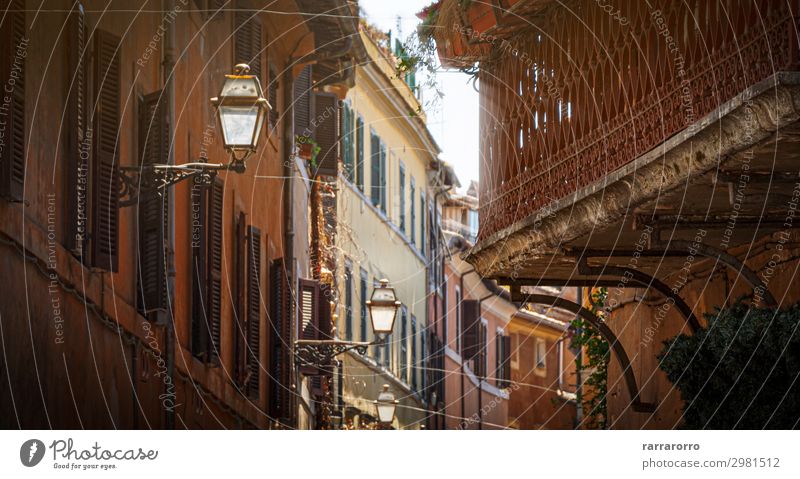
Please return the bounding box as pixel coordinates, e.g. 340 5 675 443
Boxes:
211 63 270 171
374 384 398 425
294 280 402 368
367 279 402 336
118 63 270 206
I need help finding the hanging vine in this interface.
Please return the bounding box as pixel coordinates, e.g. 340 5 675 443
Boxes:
569 287 610 429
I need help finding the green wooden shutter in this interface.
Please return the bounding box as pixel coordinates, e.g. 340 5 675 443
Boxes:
370 132 380 206
90 29 121 272
136 91 170 319
355 116 364 191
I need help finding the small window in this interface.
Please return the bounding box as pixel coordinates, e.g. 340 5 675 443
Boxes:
536 338 547 369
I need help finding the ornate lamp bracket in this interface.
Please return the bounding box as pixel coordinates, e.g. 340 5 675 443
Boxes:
294 338 385 368
118 161 235 207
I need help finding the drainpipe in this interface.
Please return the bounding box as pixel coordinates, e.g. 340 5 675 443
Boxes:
163 0 176 430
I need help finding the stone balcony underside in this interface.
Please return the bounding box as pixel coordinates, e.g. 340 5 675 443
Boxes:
465 73 800 283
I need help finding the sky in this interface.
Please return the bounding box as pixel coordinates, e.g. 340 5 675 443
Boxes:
359 0 479 192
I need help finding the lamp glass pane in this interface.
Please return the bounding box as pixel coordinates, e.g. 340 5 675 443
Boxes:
219 106 258 147
219 77 259 98
370 304 396 334
376 402 395 423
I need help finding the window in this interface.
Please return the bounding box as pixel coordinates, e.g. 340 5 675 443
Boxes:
344 260 353 341
421 330 427 392
557 339 564 388
496 330 511 389
234 9 262 79
233 214 262 398
442 278 448 347
269 258 292 420
411 315 418 390
355 116 364 191
370 131 381 208
398 162 406 232
268 64 278 131
420 192 426 255
0 0 24 202
475 321 487 378
400 306 408 382
342 103 355 181
536 338 547 369
454 287 461 353
379 143 387 213
359 268 368 343
410 178 416 245
191 177 225 365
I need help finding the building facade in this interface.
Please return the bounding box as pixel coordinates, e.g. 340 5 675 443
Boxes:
431 0 800 428
328 24 441 429
0 0 361 429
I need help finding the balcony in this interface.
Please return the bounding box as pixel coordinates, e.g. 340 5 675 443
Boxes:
433 0 800 278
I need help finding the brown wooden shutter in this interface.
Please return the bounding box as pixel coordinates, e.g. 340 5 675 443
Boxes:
268 64 278 130
293 65 313 136
298 278 319 376
233 211 247 385
312 92 339 177
234 9 262 79
207 176 224 364
501 335 511 388
90 29 121 271
136 91 169 318
269 259 293 421
461 299 481 360
0 0 26 201
190 177 210 360
246 226 262 399
65 3 89 256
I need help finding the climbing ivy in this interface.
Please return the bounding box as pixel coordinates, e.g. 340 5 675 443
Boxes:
570 288 610 429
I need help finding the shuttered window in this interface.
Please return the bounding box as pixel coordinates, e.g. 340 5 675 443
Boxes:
409 178 416 245
65 3 89 256
0 0 26 201
370 131 380 207
355 116 364 191
268 64 278 131
420 192 426 255
341 103 354 181
379 142 387 213
269 259 293 422
246 225 262 399
298 279 318 376
313 92 339 176
344 260 353 341
496 334 511 389
90 30 121 272
398 162 405 232
190 177 224 364
233 212 248 386
359 268 368 342
136 92 169 319
399 306 408 383
461 299 481 360
411 315 418 390
292 65 313 136
234 8 262 79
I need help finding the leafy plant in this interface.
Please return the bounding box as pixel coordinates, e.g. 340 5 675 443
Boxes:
570 288 610 429
295 135 321 170
659 301 800 429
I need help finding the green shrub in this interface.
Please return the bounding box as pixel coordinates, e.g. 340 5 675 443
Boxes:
658 302 800 429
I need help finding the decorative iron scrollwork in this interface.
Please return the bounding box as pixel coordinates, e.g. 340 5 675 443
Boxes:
118 162 228 207
294 339 380 368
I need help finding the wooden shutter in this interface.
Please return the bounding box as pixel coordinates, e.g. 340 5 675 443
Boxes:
370 132 380 206
268 64 278 130
269 259 293 421
461 299 481 360
0 0 25 201
501 335 511 389
298 278 318 375
292 65 313 136
90 29 121 271
234 212 247 386
234 9 262 79
317 282 333 377
207 177 224 364
355 116 364 190
246 226 262 399
379 143 387 212
65 3 88 255
137 91 169 318
190 177 210 360
312 92 339 177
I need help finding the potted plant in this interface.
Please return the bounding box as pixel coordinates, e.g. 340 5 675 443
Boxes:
295 135 321 169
